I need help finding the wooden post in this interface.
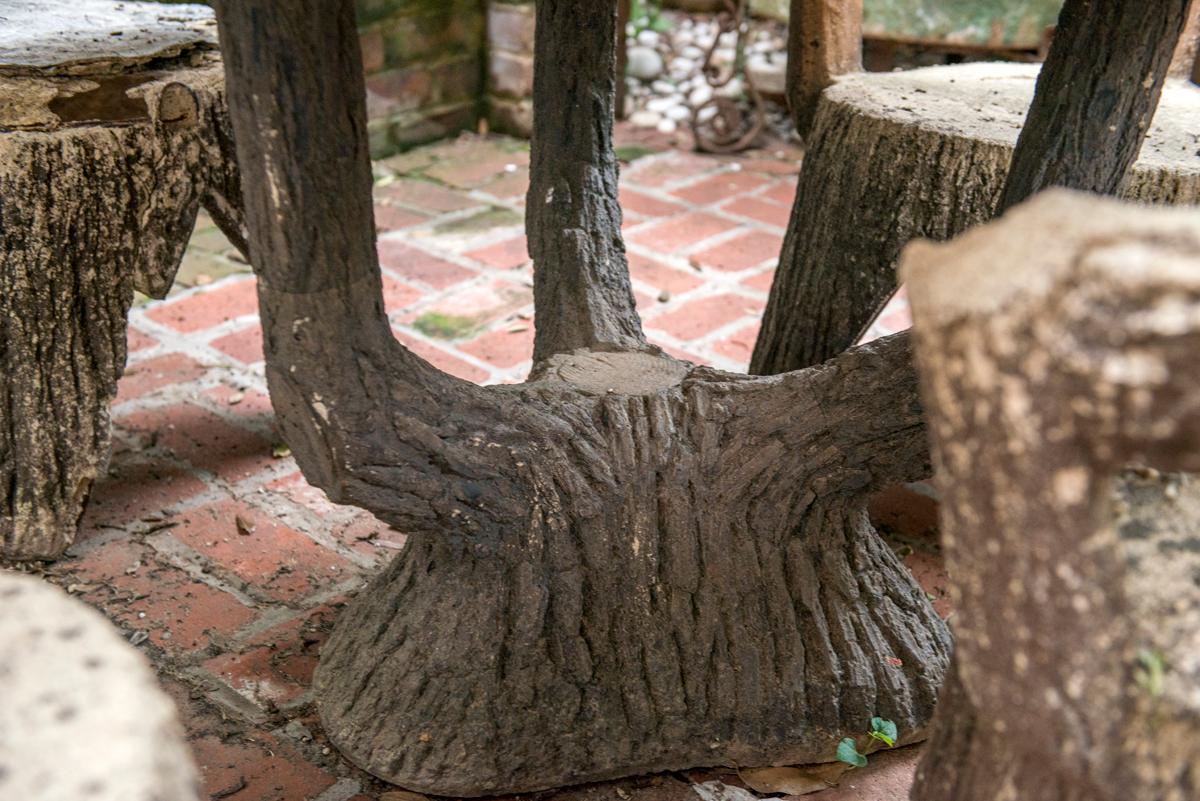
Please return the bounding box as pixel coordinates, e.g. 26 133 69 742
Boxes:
786 0 863 138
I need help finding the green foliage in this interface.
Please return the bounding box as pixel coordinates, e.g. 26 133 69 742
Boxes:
837 718 898 769
629 0 670 34
1135 649 1167 697
413 312 480 340
836 738 868 768
869 716 898 747
614 144 659 163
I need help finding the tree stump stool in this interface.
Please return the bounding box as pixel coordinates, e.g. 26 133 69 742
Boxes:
0 1 243 561
753 62 1200 374
904 190 1200 801
0 571 199 800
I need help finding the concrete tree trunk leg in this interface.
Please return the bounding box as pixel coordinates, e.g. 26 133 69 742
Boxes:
0 1 243 561
905 191 1200 801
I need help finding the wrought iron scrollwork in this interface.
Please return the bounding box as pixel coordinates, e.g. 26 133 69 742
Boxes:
691 0 767 153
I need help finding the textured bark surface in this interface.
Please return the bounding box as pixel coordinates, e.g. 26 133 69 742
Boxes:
526 0 645 361
751 63 1200 374
999 0 1192 211
906 191 1200 801
786 0 863 137
212 0 950 795
0 3 243 561
0 570 199 801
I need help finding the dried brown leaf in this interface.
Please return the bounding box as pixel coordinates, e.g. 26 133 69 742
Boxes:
739 763 849 796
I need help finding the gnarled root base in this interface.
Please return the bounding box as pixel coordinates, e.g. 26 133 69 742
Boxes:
313 344 950 797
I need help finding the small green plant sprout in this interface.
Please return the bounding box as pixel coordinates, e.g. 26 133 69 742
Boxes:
836 718 899 769
1134 648 1167 697
869 716 898 747
836 738 867 768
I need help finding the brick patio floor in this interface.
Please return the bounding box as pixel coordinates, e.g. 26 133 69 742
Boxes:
26 131 934 801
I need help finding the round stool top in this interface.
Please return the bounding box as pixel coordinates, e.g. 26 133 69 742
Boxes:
827 63 1200 179
0 0 215 74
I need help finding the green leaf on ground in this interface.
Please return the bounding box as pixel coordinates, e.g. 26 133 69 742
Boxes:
869 716 898 747
836 738 867 768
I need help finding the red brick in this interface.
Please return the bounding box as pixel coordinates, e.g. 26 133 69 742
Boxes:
190 735 336 801
465 235 529 270
203 385 275 420
126 327 158 353
689 230 783 272
203 643 310 706
172 501 354 602
490 50 534 98
381 273 422 312
373 203 428 233
761 176 799 205
267 471 347 518
651 340 709 365
424 139 530 189
623 152 720 188
731 153 804 175
670 171 770 205
721 195 792 228
625 212 739 254
710 322 761 365
377 179 478 213
416 279 532 330
211 324 264 365
70 538 255 653
481 165 530 199
877 306 913 334
79 460 206 533
646 293 764 341
359 28 385 74
459 324 534 370
121 402 274 482
377 239 477 289
146 278 259 333
393 330 491 383
115 353 208 403
628 252 703 295
619 186 687 219
488 1 535 52
741 267 776 293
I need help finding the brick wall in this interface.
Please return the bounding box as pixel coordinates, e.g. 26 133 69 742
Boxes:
486 0 536 137
358 0 487 157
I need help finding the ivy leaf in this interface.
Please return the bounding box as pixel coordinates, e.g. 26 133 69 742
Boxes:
869 717 898 747
836 738 867 768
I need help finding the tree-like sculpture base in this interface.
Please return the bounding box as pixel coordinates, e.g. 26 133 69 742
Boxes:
314 347 949 796
210 0 950 795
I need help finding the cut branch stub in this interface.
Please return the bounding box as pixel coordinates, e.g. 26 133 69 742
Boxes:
751 62 1200 375
0 0 243 561
905 190 1200 801
0 571 199 800
210 0 949 795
